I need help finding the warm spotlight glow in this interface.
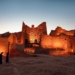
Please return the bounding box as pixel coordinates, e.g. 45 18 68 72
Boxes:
0 45 8 56
30 36 35 43
50 51 65 56
24 48 35 54
32 44 39 47
71 49 73 53
30 38 34 43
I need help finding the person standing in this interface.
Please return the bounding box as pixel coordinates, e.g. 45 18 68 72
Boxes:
0 52 3 64
6 53 9 63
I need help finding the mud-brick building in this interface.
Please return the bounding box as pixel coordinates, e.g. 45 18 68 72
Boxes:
0 21 75 56
40 26 75 55
22 22 47 45
0 22 47 56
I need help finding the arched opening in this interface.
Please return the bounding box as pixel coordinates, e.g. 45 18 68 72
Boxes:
34 39 37 43
24 39 29 47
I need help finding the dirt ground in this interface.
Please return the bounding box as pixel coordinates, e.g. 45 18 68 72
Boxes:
0 54 75 75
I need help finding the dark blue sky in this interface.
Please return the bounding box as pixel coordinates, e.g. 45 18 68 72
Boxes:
0 0 75 34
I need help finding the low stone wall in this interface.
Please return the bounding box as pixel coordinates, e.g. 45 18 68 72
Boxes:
10 44 24 51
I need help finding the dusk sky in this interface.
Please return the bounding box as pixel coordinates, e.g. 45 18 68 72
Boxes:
0 0 75 34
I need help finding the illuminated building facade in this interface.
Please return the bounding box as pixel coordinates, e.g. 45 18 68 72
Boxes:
0 22 75 56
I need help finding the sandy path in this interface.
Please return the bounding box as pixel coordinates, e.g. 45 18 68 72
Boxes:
11 63 20 75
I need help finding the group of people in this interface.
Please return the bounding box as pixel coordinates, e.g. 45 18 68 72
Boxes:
0 52 9 64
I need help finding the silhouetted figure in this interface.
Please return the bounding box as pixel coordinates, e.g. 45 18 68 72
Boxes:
0 52 3 64
6 53 9 63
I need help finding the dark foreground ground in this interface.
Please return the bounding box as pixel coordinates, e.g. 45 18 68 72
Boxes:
0 54 75 75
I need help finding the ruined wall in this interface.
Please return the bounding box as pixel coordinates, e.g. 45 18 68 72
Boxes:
50 26 75 36
1 21 75 56
28 28 41 43
0 32 10 38
70 37 75 53
22 22 47 43
9 44 24 51
0 32 24 56
8 32 24 44
64 31 74 36
9 44 25 57
0 38 8 56
8 33 16 44
8 33 24 53
41 35 71 53
14 32 24 44
37 22 47 34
